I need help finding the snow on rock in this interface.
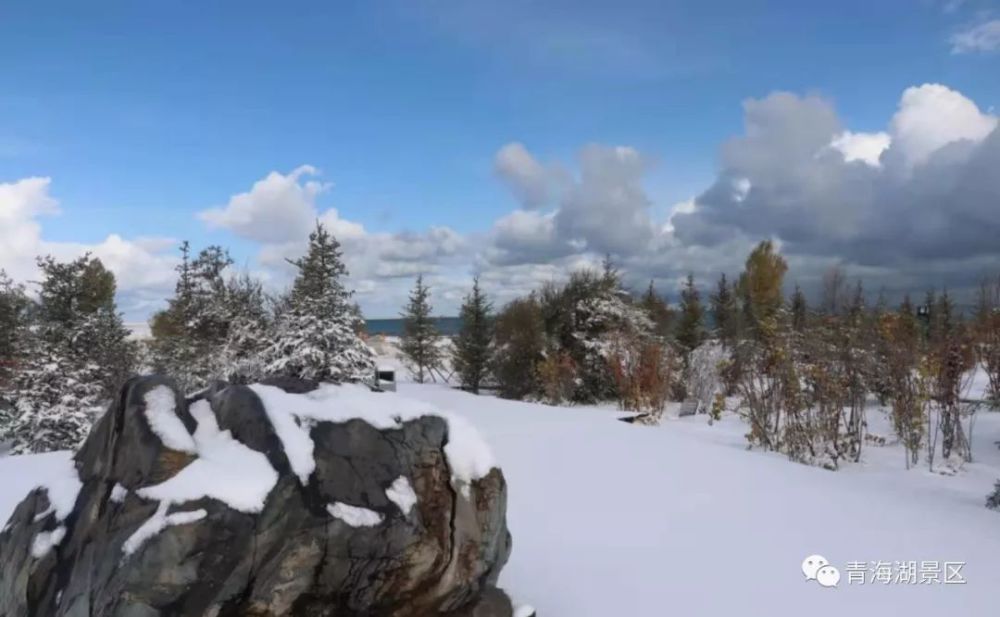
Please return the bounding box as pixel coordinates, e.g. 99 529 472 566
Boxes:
124 399 278 555
17 454 84 557
37 456 83 522
250 383 497 488
30 526 66 558
326 502 384 527
385 476 418 515
137 400 278 514
513 605 536 617
142 385 196 454
110 483 128 504
122 501 207 556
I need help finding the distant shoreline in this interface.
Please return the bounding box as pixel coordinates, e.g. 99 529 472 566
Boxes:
365 317 461 337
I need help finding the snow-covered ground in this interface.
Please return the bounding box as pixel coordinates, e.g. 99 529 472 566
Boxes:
4 374 1000 615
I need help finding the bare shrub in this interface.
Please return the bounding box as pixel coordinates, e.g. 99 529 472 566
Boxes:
537 351 577 405
608 334 677 423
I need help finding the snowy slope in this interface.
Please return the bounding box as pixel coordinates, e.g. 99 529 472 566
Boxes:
396 383 1000 617
4 385 1000 616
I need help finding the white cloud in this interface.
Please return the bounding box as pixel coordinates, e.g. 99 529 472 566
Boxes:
202 167 471 316
950 19 1000 54
494 142 566 209
888 83 997 169
0 177 59 281
0 176 178 319
198 165 331 243
662 198 697 234
829 131 891 167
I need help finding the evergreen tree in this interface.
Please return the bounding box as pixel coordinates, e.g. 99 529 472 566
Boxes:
215 272 271 383
710 273 739 345
641 281 674 339
1 255 135 453
0 271 30 387
790 284 808 332
260 222 375 383
676 273 706 358
493 296 545 399
453 277 494 393
400 275 442 384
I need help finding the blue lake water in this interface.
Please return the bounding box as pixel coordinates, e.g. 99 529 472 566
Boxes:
365 317 462 337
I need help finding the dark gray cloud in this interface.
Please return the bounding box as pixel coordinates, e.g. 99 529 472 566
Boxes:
673 84 1000 297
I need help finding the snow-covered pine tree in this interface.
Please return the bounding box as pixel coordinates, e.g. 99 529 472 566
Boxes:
215 272 271 383
539 267 655 403
400 275 442 384
1 328 105 454
676 273 706 360
453 277 494 393
0 270 30 389
150 242 236 390
260 222 374 383
0 255 136 453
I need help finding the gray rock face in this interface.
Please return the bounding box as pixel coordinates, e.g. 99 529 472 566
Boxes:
0 376 518 617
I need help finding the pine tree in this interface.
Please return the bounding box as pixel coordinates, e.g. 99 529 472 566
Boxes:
1 255 135 453
260 222 375 383
676 273 706 358
454 278 494 393
790 284 808 332
0 271 30 388
400 275 442 384
641 281 674 339
710 273 739 345
215 272 271 383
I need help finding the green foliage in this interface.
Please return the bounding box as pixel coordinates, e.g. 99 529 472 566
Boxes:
0 271 31 386
260 222 373 383
493 296 545 399
710 273 739 345
676 273 705 358
641 281 674 339
400 275 442 384
738 240 788 337
454 278 494 393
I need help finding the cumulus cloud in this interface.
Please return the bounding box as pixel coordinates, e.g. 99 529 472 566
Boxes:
829 131 891 167
201 166 470 317
672 83 1000 296
494 142 565 209
198 165 332 243
490 142 657 264
887 84 996 169
0 177 178 319
950 19 1000 53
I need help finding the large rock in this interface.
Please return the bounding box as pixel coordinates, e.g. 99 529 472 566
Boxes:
0 375 520 617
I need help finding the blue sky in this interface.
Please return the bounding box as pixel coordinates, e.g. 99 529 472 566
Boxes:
1 0 999 318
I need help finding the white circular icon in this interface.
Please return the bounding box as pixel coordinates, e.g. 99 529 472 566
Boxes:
801 554 829 581
816 565 841 588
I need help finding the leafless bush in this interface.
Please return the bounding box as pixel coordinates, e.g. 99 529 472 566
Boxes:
537 351 577 405
608 334 677 423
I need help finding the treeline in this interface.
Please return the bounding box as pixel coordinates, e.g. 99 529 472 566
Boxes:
0 222 375 453
410 241 1000 477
